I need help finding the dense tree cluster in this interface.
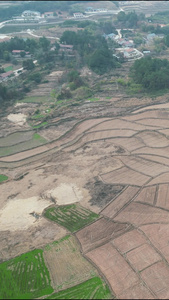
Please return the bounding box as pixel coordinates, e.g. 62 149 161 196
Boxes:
130 57 169 91
0 36 60 64
117 11 138 28
60 30 119 74
0 83 18 107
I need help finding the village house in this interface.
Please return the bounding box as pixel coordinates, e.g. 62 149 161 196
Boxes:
73 13 84 18
0 71 13 82
104 33 117 40
85 7 107 14
115 47 143 60
21 10 41 18
43 12 54 18
59 44 73 52
12 50 31 57
123 48 137 58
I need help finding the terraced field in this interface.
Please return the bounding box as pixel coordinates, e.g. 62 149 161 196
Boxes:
3 99 169 299
0 133 47 157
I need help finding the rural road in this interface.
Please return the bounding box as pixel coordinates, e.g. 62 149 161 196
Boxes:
26 29 60 40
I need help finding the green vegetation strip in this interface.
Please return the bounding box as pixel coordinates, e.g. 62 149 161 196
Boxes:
0 249 53 299
19 96 48 104
44 204 99 232
0 174 8 182
87 98 100 102
46 277 112 299
4 66 13 72
0 134 47 157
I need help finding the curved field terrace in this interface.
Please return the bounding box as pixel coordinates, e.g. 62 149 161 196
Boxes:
2 100 169 299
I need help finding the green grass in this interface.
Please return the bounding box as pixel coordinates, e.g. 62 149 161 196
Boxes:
44 204 99 232
31 114 46 120
33 133 45 141
0 249 53 299
4 66 13 72
87 98 100 102
0 134 47 157
0 25 42 34
45 277 112 299
32 122 48 129
0 174 8 182
19 96 49 104
44 235 71 251
0 131 34 147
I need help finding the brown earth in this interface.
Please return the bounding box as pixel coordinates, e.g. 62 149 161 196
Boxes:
43 235 97 292
3 65 169 299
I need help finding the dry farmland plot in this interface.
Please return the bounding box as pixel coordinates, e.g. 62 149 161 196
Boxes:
43 235 97 291
86 118 154 132
140 224 169 263
146 173 169 186
138 154 169 167
156 184 169 209
101 166 150 186
133 186 157 205
4 90 169 299
117 155 169 177
113 202 169 226
134 131 169 148
101 186 140 219
140 261 169 299
44 204 99 232
76 218 133 253
135 118 169 128
112 229 148 254
86 242 140 297
122 110 169 121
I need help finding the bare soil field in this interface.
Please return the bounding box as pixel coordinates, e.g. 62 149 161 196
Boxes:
76 218 132 253
43 235 97 292
3 74 169 298
86 242 141 297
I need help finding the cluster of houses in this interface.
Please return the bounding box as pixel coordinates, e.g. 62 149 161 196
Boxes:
0 70 13 82
12 7 112 23
103 32 144 60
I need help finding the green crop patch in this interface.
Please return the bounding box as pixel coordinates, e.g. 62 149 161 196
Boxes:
0 174 8 182
33 122 48 129
19 96 48 104
0 134 47 157
87 98 100 102
46 277 112 299
0 249 53 299
44 204 99 232
4 66 13 72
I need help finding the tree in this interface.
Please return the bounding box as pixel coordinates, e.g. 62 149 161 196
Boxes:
39 36 50 51
20 51 26 58
88 47 118 75
29 72 42 83
23 59 35 70
60 31 77 45
130 57 169 91
50 89 57 99
117 11 126 22
3 50 10 61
